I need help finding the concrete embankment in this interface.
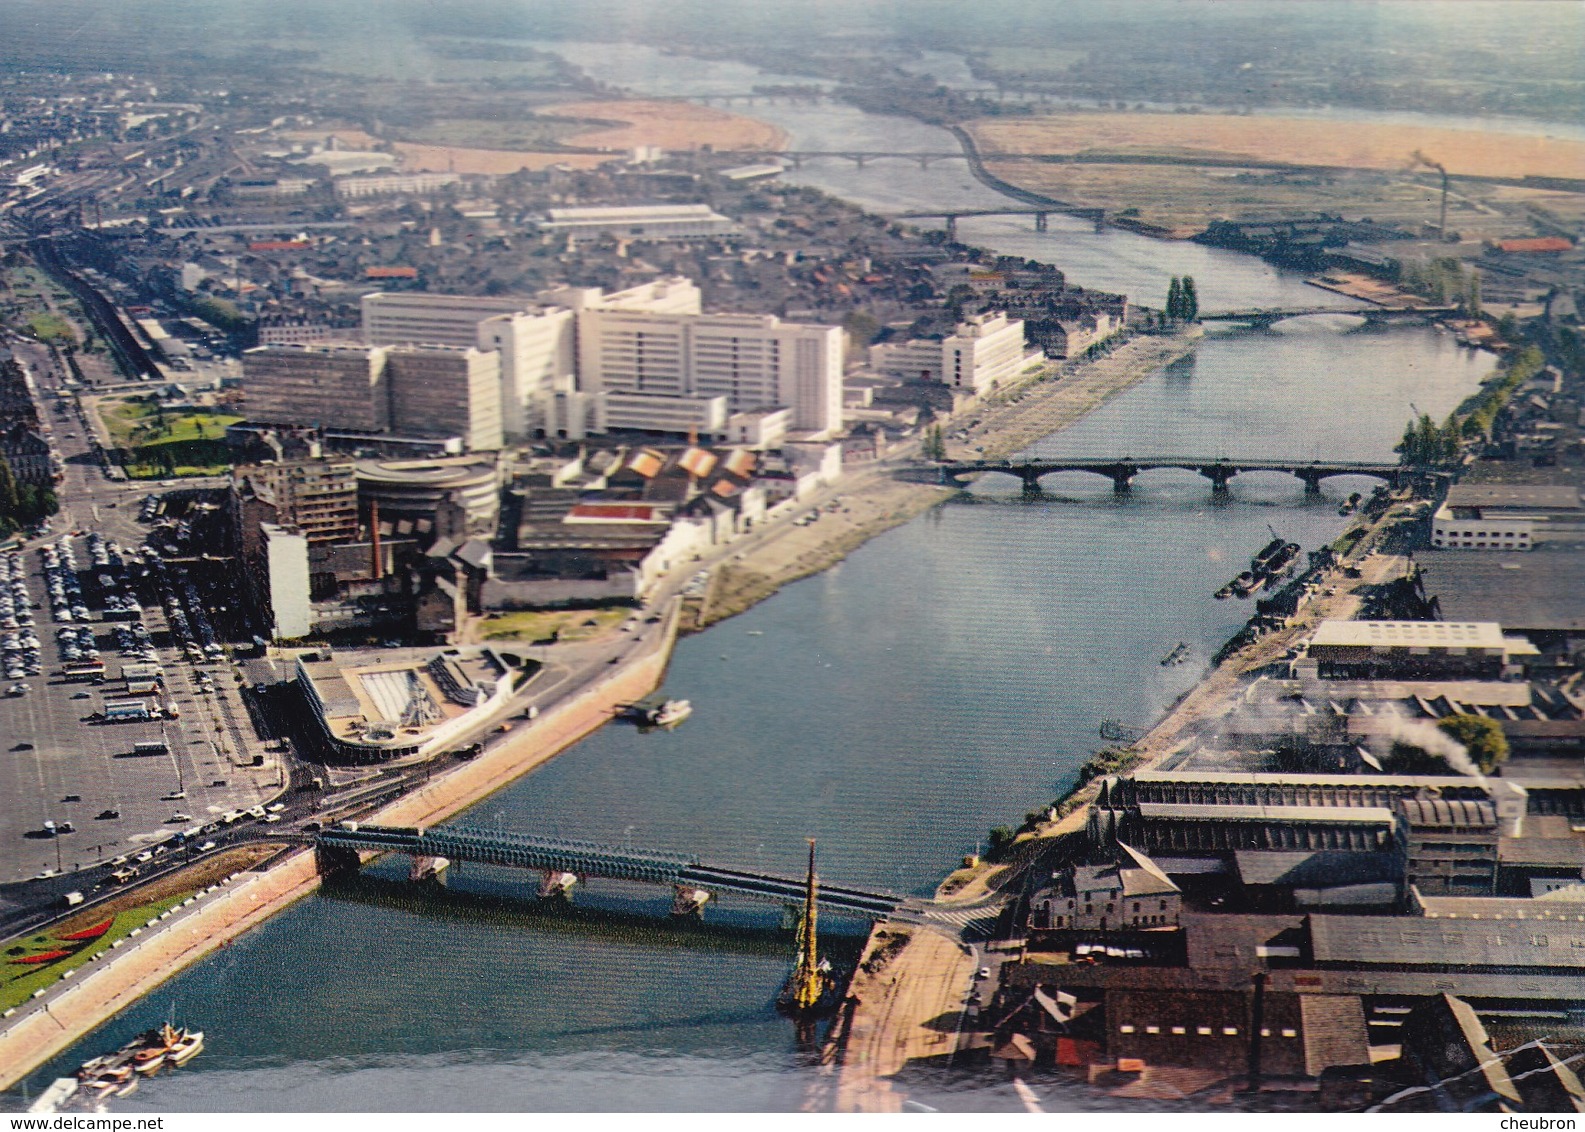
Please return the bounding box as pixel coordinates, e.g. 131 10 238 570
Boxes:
0 615 679 1092
703 333 1198 631
0 851 322 1091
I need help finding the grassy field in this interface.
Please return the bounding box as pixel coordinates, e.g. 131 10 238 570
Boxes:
25 312 77 345
550 100 787 152
391 115 601 153
972 112 1585 182
0 892 192 1014
479 608 628 644
966 111 1582 236
100 399 242 478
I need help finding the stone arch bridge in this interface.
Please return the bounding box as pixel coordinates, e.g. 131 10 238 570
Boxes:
935 457 1404 495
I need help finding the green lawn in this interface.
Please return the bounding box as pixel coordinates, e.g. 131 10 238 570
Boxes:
1 892 192 1014
101 399 242 478
24 312 77 344
480 608 628 643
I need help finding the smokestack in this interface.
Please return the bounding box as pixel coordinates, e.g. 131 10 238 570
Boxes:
370 499 382 581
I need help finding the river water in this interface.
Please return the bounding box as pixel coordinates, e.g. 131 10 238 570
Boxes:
10 45 1499 1113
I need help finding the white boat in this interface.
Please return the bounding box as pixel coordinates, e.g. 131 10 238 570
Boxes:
649 699 692 728
160 1023 204 1066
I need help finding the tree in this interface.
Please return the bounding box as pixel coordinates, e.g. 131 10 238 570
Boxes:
0 454 18 521
1166 276 1183 321
1181 275 1199 321
1464 272 1482 318
1437 714 1509 773
923 423 946 461
1497 311 1519 341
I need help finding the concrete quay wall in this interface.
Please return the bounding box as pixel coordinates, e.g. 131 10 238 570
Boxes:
0 616 678 1093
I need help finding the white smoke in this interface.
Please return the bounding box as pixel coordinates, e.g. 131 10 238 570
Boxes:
1375 716 1485 782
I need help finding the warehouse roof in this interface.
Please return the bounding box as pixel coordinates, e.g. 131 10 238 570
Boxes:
1309 914 1585 968
1309 620 1507 650
1445 484 1580 511
1137 802 1396 825
1419 553 1585 632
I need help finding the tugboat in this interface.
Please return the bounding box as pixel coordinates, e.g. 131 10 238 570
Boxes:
623 698 692 729
777 839 839 1020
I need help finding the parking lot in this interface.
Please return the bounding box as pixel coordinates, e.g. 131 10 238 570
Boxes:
0 526 279 884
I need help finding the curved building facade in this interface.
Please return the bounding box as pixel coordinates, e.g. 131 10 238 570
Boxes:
355 455 502 535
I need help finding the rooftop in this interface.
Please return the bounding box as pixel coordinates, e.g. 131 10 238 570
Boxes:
1420 552 1585 632
1309 619 1507 650
1444 484 1580 511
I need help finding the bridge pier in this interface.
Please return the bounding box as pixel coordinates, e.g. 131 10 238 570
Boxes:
1296 470 1324 495
1034 211 1048 233
1199 465 1239 494
944 215 958 241
1020 470 1044 496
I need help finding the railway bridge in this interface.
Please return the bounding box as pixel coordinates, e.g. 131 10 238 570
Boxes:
318 824 907 919
934 456 1404 495
894 205 1108 238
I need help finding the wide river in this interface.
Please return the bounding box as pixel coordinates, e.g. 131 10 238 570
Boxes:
11 46 1498 1112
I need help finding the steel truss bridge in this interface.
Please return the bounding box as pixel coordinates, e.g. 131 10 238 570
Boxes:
934 457 1405 494
318 824 906 918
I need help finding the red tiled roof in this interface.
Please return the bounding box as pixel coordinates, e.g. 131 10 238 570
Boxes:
1497 237 1573 253
365 266 419 279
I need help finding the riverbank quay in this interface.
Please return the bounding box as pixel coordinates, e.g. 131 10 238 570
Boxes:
697 331 1201 630
829 926 979 1113
945 330 1200 461
0 851 321 1092
823 490 1424 1111
0 608 682 1094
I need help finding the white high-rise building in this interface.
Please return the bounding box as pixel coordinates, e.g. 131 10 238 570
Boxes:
869 311 1032 396
577 309 843 436
358 277 840 440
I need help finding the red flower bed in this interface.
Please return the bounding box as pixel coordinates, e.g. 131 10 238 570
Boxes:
10 949 72 965
57 918 113 942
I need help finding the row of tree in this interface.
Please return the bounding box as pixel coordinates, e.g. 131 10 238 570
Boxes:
1396 344 1547 466
1396 256 1482 316
0 455 57 538
1164 275 1199 322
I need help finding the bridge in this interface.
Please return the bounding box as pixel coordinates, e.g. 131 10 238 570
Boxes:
894 205 1108 238
318 824 906 919
934 456 1404 495
709 149 971 170
1200 306 1457 329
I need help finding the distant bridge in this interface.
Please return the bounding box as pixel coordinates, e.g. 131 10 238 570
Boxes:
318 824 906 918
894 205 1108 237
1200 306 1457 329
709 149 972 170
935 456 1404 494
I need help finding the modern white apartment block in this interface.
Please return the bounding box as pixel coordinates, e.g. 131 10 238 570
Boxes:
260 522 311 640
869 311 1032 395
943 312 1031 394
477 308 577 438
334 172 462 199
535 204 739 241
577 309 843 436
362 292 536 349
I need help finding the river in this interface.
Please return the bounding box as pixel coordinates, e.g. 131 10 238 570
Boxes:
9 45 1499 1113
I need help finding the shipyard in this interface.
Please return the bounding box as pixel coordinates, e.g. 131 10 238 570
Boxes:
1 0 1584 1120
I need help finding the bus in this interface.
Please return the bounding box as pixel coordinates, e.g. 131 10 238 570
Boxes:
132 738 169 755
122 662 164 682
102 698 152 723
126 679 161 696
63 660 107 682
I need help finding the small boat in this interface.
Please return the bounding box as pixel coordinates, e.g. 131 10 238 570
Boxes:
648 699 692 728
1230 571 1258 597
1160 642 1190 666
160 1023 204 1066
1213 583 1234 600
131 1047 165 1075
113 1079 139 1098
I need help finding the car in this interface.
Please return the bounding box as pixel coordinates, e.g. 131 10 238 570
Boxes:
33 869 58 880
167 812 191 823
60 793 81 803
97 809 121 820
57 821 74 834
13 741 33 751
265 802 286 813
978 967 992 979
197 840 216 852
134 851 153 863
71 690 92 700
